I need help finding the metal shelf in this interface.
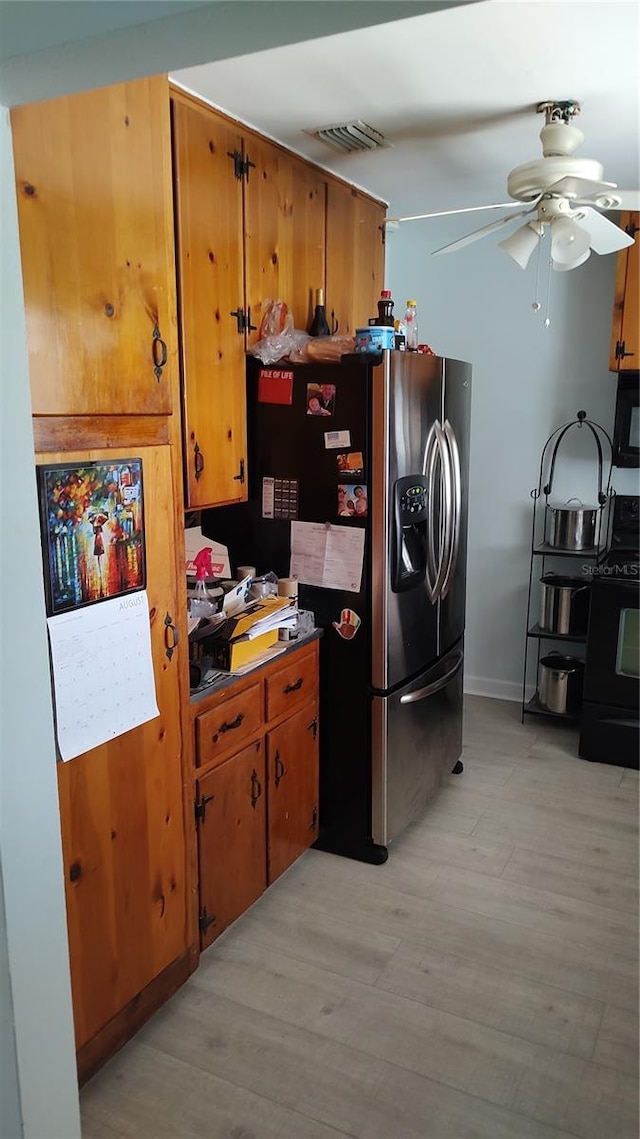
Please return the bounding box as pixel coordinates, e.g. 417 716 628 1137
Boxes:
523 694 581 723
527 624 587 643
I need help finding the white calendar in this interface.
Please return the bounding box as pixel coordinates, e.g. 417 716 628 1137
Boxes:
46 590 159 762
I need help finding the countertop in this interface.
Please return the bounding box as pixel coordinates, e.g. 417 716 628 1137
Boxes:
189 627 323 706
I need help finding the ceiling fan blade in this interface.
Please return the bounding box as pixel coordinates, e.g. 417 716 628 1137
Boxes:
590 190 640 212
545 175 618 200
432 208 535 256
389 202 522 224
571 207 635 255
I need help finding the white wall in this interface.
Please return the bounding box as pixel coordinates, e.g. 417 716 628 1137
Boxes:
0 107 81 1139
388 217 628 700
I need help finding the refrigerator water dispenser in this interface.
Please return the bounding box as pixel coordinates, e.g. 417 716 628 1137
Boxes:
392 476 429 592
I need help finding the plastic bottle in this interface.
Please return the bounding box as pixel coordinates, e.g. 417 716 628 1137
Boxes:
404 300 418 350
308 288 331 337
377 289 394 327
190 548 218 618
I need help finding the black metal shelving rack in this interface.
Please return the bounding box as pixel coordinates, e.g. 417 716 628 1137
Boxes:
521 411 614 725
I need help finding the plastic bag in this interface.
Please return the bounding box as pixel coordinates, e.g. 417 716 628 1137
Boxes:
257 299 293 340
248 328 311 365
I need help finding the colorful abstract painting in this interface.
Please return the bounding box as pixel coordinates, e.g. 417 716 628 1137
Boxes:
38 459 145 615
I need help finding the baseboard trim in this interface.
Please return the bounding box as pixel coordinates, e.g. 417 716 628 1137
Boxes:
464 676 535 703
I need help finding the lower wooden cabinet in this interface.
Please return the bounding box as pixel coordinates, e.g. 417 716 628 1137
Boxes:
193 639 320 948
267 702 319 884
196 740 267 948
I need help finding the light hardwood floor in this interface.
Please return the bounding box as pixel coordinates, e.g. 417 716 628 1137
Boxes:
81 697 639 1139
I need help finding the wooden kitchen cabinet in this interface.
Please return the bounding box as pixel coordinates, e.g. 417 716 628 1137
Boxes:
43 444 189 1054
171 94 248 509
11 76 178 418
192 638 320 946
267 702 319 884
325 177 386 335
610 212 639 371
244 132 326 342
196 740 267 948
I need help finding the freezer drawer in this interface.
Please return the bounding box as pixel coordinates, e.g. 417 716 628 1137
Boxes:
371 642 464 846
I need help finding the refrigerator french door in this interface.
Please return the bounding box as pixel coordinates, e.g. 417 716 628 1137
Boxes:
203 351 471 861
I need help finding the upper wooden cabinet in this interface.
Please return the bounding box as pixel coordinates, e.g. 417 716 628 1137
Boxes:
610 212 639 371
171 94 248 509
244 132 326 343
11 76 178 417
325 178 386 335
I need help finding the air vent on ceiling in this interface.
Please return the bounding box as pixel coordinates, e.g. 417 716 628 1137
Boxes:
305 120 390 155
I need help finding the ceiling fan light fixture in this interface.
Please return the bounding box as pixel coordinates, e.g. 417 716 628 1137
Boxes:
498 222 541 269
550 216 592 269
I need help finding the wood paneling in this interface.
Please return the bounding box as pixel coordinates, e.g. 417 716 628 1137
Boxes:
610 211 639 370
171 95 248 509
11 76 178 417
42 444 188 1049
32 415 169 454
196 740 267 947
267 701 319 883
325 179 386 335
244 133 326 339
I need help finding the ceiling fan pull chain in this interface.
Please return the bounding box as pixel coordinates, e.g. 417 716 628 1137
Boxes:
532 230 544 314
544 247 553 328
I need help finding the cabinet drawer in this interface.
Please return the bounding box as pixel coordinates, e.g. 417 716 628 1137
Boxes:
196 682 262 768
266 648 318 722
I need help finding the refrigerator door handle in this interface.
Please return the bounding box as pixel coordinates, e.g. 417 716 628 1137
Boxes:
432 420 452 601
423 422 440 602
400 650 464 704
440 420 462 601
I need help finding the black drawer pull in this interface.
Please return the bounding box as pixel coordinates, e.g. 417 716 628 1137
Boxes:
274 749 286 788
219 712 244 735
152 324 168 381
250 769 262 808
194 442 205 480
283 677 304 695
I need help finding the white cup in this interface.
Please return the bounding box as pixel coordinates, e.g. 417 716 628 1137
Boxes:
277 577 298 603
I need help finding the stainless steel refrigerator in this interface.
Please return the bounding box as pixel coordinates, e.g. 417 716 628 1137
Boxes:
203 350 472 863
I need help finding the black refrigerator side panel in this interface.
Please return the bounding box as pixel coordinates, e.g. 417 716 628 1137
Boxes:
202 357 372 570
202 356 381 858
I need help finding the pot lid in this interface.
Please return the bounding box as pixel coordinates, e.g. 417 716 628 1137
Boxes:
547 499 599 512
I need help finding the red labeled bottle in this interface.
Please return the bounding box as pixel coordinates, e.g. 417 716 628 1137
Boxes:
376 289 394 326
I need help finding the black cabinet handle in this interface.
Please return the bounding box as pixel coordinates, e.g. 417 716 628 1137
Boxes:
194 441 205 481
283 677 303 695
250 769 262 808
274 749 286 789
163 612 179 661
152 324 168 381
330 310 339 334
232 458 245 484
247 306 257 333
230 308 245 333
219 712 244 735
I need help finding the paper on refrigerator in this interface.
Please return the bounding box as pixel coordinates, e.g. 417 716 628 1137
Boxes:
46 590 159 762
290 522 365 593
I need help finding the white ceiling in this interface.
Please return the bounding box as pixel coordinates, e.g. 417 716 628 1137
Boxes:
172 0 640 220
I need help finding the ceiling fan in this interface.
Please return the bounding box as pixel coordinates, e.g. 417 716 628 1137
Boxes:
388 101 638 272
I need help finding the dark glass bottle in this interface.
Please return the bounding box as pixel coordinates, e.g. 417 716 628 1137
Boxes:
377 289 394 326
308 288 331 337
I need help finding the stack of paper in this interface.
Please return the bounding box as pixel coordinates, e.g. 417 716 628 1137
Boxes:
208 596 298 670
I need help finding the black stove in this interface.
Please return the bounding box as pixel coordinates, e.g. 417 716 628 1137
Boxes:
579 495 639 768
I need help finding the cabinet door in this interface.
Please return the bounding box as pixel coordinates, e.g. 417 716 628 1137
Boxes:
172 97 248 508
11 76 177 417
50 444 187 1050
326 179 386 335
610 212 639 371
196 740 267 948
266 702 319 884
243 134 294 345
